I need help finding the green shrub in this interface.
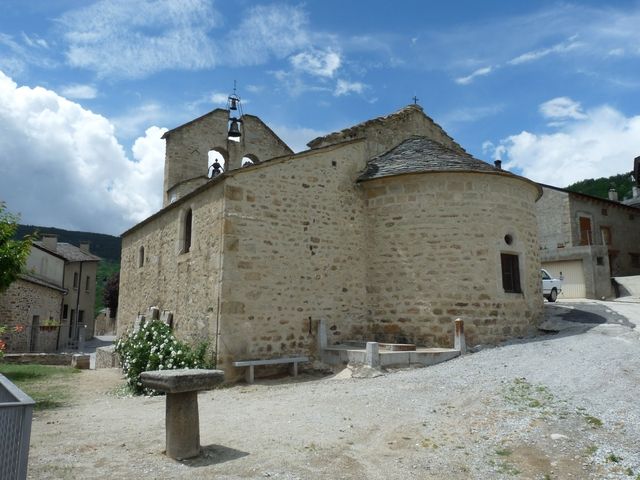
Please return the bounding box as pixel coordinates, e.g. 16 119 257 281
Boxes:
115 320 213 395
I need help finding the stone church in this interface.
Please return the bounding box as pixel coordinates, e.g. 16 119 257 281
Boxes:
118 103 543 380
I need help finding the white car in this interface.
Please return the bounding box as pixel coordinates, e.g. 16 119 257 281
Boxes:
541 269 562 302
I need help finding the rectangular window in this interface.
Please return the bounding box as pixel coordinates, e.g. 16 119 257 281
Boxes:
78 310 84 325
631 253 640 268
579 217 592 245
63 304 68 319
600 226 612 246
85 275 90 292
73 272 79 289
69 310 75 338
501 253 521 293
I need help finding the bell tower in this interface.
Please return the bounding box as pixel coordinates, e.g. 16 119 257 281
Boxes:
160 85 294 206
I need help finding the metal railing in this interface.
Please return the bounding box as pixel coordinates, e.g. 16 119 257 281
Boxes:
0 374 35 480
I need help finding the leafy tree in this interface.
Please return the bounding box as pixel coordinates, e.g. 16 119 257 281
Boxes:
103 271 119 318
0 202 31 292
566 171 634 200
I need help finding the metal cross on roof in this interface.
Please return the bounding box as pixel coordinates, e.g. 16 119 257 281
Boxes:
412 95 419 105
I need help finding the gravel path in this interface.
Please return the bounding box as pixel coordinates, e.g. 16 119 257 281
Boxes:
28 300 640 480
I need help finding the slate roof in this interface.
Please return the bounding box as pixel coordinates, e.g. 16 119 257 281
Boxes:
357 136 498 182
33 241 101 262
307 105 465 153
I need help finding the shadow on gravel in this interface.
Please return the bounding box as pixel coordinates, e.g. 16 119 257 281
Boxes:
181 444 249 467
489 301 637 350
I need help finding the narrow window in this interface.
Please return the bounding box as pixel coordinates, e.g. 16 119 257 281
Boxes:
85 275 90 292
579 216 592 245
69 310 75 338
73 272 79 289
138 246 145 267
501 253 521 293
600 227 612 246
184 208 192 253
63 304 68 319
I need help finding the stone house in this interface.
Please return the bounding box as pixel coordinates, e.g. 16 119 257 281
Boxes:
118 104 543 381
0 242 66 352
33 235 101 345
536 184 640 299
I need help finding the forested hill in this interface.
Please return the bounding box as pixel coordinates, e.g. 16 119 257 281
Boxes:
566 171 634 201
16 225 121 262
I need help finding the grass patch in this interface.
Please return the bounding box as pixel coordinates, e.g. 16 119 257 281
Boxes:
584 414 603 428
585 445 598 456
0 364 80 410
503 377 554 411
606 452 622 463
495 448 513 457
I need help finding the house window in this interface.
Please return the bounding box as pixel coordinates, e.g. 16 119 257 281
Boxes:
600 227 612 246
138 246 145 268
579 216 592 245
85 275 90 292
183 208 192 253
63 304 68 319
501 253 521 293
601 208 608 216
73 272 79 289
596 257 604 266
631 253 640 268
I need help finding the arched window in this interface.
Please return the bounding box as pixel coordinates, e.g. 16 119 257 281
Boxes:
208 149 227 178
241 154 259 167
183 208 192 253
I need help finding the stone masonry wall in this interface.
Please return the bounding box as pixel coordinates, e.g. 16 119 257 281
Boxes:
0 278 63 352
217 141 370 377
536 187 572 250
568 196 640 276
362 172 543 347
118 182 225 347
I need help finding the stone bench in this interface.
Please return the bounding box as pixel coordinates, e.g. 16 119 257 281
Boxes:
140 368 224 460
232 356 308 383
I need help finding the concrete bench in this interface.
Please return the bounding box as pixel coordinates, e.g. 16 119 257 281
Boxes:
232 356 308 383
140 368 224 460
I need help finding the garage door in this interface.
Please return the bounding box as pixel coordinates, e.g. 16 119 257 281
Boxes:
542 260 586 299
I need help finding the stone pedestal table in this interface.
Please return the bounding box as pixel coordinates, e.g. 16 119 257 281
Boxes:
140 368 224 460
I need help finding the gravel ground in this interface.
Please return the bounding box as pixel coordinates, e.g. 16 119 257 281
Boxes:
28 300 640 480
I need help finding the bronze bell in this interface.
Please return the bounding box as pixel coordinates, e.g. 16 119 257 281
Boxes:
229 97 238 110
228 118 241 138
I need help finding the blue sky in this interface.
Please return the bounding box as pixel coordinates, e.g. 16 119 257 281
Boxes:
1 0 640 235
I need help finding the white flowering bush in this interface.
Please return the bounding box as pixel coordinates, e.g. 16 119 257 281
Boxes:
115 320 213 395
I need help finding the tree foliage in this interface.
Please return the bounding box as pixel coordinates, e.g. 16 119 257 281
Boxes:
103 271 119 318
0 202 31 292
566 171 634 200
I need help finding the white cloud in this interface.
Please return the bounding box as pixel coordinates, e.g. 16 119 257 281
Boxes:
488 99 640 186
0 71 164 234
539 97 586 120
112 103 169 139
60 84 97 99
57 0 220 78
455 66 493 85
508 37 582 65
334 79 366 96
210 93 229 105
227 4 310 66
290 48 341 78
